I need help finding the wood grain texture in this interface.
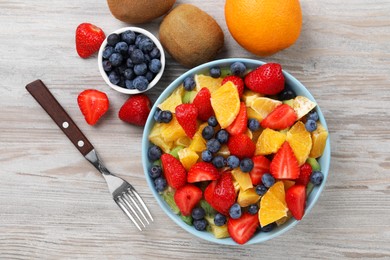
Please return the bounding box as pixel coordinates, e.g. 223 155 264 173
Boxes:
1 0 389 259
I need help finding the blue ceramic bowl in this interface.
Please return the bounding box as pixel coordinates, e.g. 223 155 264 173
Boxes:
142 58 330 245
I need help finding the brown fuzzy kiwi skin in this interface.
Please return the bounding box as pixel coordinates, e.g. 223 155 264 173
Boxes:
159 4 225 68
107 0 176 24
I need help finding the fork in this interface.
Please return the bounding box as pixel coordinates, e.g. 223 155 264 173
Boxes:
26 79 153 231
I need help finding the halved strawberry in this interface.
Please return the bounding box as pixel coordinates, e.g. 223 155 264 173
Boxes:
77 89 109 125
174 184 202 216
261 104 297 130
175 104 198 138
285 184 306 220
249 155 271 185
161 154 187 189
244 63 285 95
297 163 313 186
221 75 244 97
75 23 105 58
205 171 236 215
192 88 214 121
270 142 300 179
226 102 247 135
227 212 259 244
187 162 220 183
227 134 256 159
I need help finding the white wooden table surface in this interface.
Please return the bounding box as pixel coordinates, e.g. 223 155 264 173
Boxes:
1 0 389 259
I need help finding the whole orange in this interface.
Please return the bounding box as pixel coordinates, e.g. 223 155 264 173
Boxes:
225 0 302 56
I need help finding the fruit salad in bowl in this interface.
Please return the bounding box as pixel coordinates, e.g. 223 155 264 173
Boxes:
142 58 330 245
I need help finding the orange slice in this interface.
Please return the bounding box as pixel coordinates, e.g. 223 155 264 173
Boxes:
149 123 173 153
160 114 187 142
195 74 223 93
255 128 286 155
309 122 328 158
178 148 199 171
250 97 282 122
242 89 263 106
259 181 288 227
158 85 184 113
286 121 312 165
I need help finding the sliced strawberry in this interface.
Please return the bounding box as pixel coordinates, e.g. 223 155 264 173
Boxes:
75 23 105 58
270 142 300 179
286 184 306 220
297 163 313 186
227 212 259 244
192 88 214 121
249 155 271 185
221 75 244 97
187 162 220 183
226 102 247 135
118 94 151 126
227 134 256 159
161 154 187 189
174 184 202 216
261 104 297 130
175 104 198 138
205 171 236 215
244 63 285 95
77 89 109 125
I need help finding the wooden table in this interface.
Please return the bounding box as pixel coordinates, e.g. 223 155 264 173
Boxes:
1 0 389 259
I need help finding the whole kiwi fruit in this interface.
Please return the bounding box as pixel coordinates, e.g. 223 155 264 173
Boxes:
159 4 224 68
107 0 176 24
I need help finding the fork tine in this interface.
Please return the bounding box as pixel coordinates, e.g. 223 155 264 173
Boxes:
115 197 142 231
122 192 146 227
126 189 150 224
130 187 154 222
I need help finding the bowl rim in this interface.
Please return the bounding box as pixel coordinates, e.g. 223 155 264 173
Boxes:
142 58 331 245
98 26 166 94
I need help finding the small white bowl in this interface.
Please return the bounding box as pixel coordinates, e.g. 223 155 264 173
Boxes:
98 27 165 94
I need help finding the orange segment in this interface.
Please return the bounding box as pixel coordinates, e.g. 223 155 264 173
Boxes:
259 181 288 227
178 148 199 171
160 114 187 142
309 122 329 158
286 121 312 166
242 89 263 106
149 123 174 153
255 128 286 155
237 188 260 207
250 97 282 122
158 85 184 113
232 168 253 191
195 74 223 93
188 123 208 152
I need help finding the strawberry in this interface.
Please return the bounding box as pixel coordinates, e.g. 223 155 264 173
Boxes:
227 134 256 159
221 75 244 97
161 154 187 189
187 162 220 183
285 184 306 220
174 184 202 216
244 63 285 95
260 104 297 130
192 88 214 121
175 104 198 138
205 171 236 215
270 142 300 179
226 102 247 135
75 23 105 58
118 94 151 126
297 163 313 186
249 155 271 185
77 89 109 126
227 212 259 244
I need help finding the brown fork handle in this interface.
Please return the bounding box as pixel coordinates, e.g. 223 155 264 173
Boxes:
26 79 94 157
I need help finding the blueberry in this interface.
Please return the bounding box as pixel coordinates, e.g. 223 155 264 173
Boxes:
130 49 145 64
212 155 225 169
121 30 136 45
108 71 120 85
109 53 123 67
144 53 151 63
305 119 317 132
192 207 206 220
207 116 218 127
149 47 161 59
255 184 268 196
153 108 163 122
149 59 162 74
209 66 221 78
102 46 114 59
229 203 242 219
135 34 147 46
216 129 229 144
114 42 128 54
161 110 173 123
107 33 120 46
279 88 296 100
145 71 154 82
307 110 319 121
148 145 162 161
102 60 112 72
134 63 148 76
193 219 208 231
230 62 246 77
261 222 276 232
262 173 275 188
117 64 127 75
226 155 240 169
127 44 136 56
139 39 154 52
183 76 196 91
248 118 260 131
133 76 149 91
311 171 324 185
240 158 254 172
248 204 259 215
201 150 213 162
154 177 167 192
125 80 134 89
214 213 227 226
202 126 215 140
207 138 221 153
126 58 134 68
149 165 162 179
124 68 135 80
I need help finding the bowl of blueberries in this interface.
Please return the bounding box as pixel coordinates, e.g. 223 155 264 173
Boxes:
98 27 165 94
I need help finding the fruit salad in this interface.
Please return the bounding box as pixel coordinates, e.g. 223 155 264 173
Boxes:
146 61 328 244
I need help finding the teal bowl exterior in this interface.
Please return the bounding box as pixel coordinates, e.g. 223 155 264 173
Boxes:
142 58 331 245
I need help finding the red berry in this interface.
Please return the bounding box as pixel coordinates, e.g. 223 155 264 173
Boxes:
174 184 202 216
226 102 247 136
175 104 198 138
187 162 220 183
77 89 109 125
261 104 297 130
221 75 244 97
285 184 306 220
270 142 300 179
161 154 187 189
297 163 313 186
244 63 285 95
75 23 105 58
227 212 259 244
192 88 214 121
118 94 151 126
227 134 256 159
249 155 271 185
